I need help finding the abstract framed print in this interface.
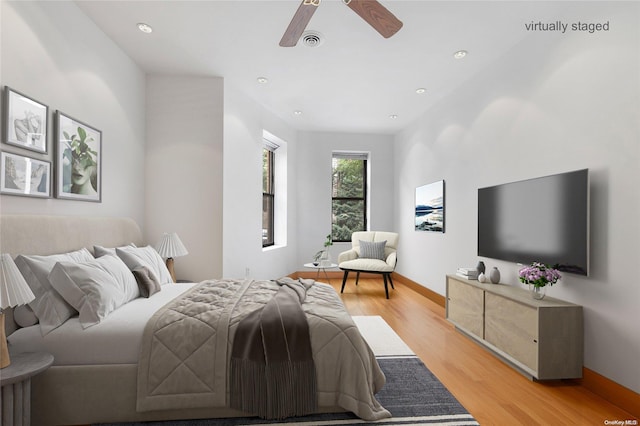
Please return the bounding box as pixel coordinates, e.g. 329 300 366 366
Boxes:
415 180 445 232
55 111 102 202
0 151 51 198
4 86 49 153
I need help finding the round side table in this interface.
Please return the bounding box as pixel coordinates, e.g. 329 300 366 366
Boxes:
0 351 54 426
303 262 338 284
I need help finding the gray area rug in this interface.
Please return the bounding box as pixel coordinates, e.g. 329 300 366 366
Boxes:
98 356 478 426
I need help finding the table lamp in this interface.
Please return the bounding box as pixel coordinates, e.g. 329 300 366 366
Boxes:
155 233 188 283
1 254 36 368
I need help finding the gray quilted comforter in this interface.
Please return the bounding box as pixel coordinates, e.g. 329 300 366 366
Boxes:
136 278 390 421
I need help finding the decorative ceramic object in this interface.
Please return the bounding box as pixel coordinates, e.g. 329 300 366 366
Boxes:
478 272 487 283
489 267 500 284
531 285 546 300
476 261 486 274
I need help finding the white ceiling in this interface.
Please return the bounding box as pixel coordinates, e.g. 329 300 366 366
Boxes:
74 0 568 135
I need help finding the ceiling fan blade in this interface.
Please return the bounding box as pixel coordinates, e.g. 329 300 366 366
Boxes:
280 0 321 47
344 0 403 39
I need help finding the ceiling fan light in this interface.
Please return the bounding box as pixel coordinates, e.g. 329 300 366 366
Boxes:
389 114 398 119
294 110 303 116
257 77 268 84
416 88 426 94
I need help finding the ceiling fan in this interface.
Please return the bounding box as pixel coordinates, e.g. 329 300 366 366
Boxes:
279 0 403 47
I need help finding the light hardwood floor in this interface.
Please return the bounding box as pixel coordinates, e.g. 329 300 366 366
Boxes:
325 276 638 426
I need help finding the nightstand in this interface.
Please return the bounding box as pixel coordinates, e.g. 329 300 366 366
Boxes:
0 351 54 425
303 262 338 284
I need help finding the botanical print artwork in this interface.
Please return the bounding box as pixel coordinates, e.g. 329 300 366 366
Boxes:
55 112 102 202
415 180 445 232
0 151 51 198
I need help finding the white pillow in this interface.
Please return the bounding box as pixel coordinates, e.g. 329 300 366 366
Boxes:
14 248 94 335
93 243 136 258
116 246 173 284
48 255 140 328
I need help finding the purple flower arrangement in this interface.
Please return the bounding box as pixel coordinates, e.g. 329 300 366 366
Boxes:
518 262 561 288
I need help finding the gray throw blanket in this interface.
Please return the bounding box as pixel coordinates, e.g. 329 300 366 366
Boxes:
230 278 317 419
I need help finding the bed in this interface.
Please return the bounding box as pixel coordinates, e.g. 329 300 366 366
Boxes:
1 215 389 425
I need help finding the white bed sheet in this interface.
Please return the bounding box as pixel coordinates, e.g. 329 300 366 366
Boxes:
8 283 196 365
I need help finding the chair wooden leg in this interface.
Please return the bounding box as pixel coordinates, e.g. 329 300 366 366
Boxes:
341 270 349 293
355 271 360 285
388 273 395 290
383 274 389 299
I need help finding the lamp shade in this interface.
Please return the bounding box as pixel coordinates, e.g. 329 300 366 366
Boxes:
155 233 188 259
1 254 35 309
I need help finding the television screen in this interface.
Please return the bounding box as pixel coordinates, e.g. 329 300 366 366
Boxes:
478 169 589 276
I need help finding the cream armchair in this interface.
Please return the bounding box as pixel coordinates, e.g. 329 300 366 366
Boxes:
338 231 399 299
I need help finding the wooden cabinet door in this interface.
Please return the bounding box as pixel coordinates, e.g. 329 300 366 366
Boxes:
447 278 484 339
484 292 538 372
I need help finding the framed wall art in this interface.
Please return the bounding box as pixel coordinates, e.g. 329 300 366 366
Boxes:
3 86 49 153
55 111 102 202
415 180 445 232
1 151 51 198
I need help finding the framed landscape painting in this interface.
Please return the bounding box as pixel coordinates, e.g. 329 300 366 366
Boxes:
415 180 445 232
55 111 102 202
3 87 48 153
0 151 51 198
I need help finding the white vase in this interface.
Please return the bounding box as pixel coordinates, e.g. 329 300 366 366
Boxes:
478 272 487 283
319 249 331 267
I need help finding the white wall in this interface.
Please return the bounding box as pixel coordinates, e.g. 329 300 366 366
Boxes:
296 132 395 265
145 76 224 282
0 1 146 224
223 84 299 280
393 3 639 393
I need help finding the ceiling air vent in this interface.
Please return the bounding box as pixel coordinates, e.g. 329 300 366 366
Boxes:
301 31 324 48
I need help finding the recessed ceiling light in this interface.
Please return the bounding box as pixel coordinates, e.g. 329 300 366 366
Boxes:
257 77 268 84
137 23 153 34
294 110 303 116
389 114 398 119
453 50 468 59
415 88 426 94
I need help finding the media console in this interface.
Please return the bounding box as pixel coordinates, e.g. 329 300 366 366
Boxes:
446 274 583 380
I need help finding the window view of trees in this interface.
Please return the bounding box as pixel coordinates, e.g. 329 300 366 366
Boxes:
332 155 367 242
262 148 274 247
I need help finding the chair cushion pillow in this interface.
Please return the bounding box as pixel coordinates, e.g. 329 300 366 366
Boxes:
339 258 394 273
359 240 387 260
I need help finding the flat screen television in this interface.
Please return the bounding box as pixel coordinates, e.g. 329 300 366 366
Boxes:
478 169 589 276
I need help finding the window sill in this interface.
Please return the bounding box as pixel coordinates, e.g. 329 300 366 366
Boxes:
262 244 286 252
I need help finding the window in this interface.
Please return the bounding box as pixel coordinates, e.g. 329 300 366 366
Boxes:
262 131 287 249
262 144 275 247
332 152 368 242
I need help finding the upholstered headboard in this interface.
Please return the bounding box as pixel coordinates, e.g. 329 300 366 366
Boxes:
1 215 144 334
